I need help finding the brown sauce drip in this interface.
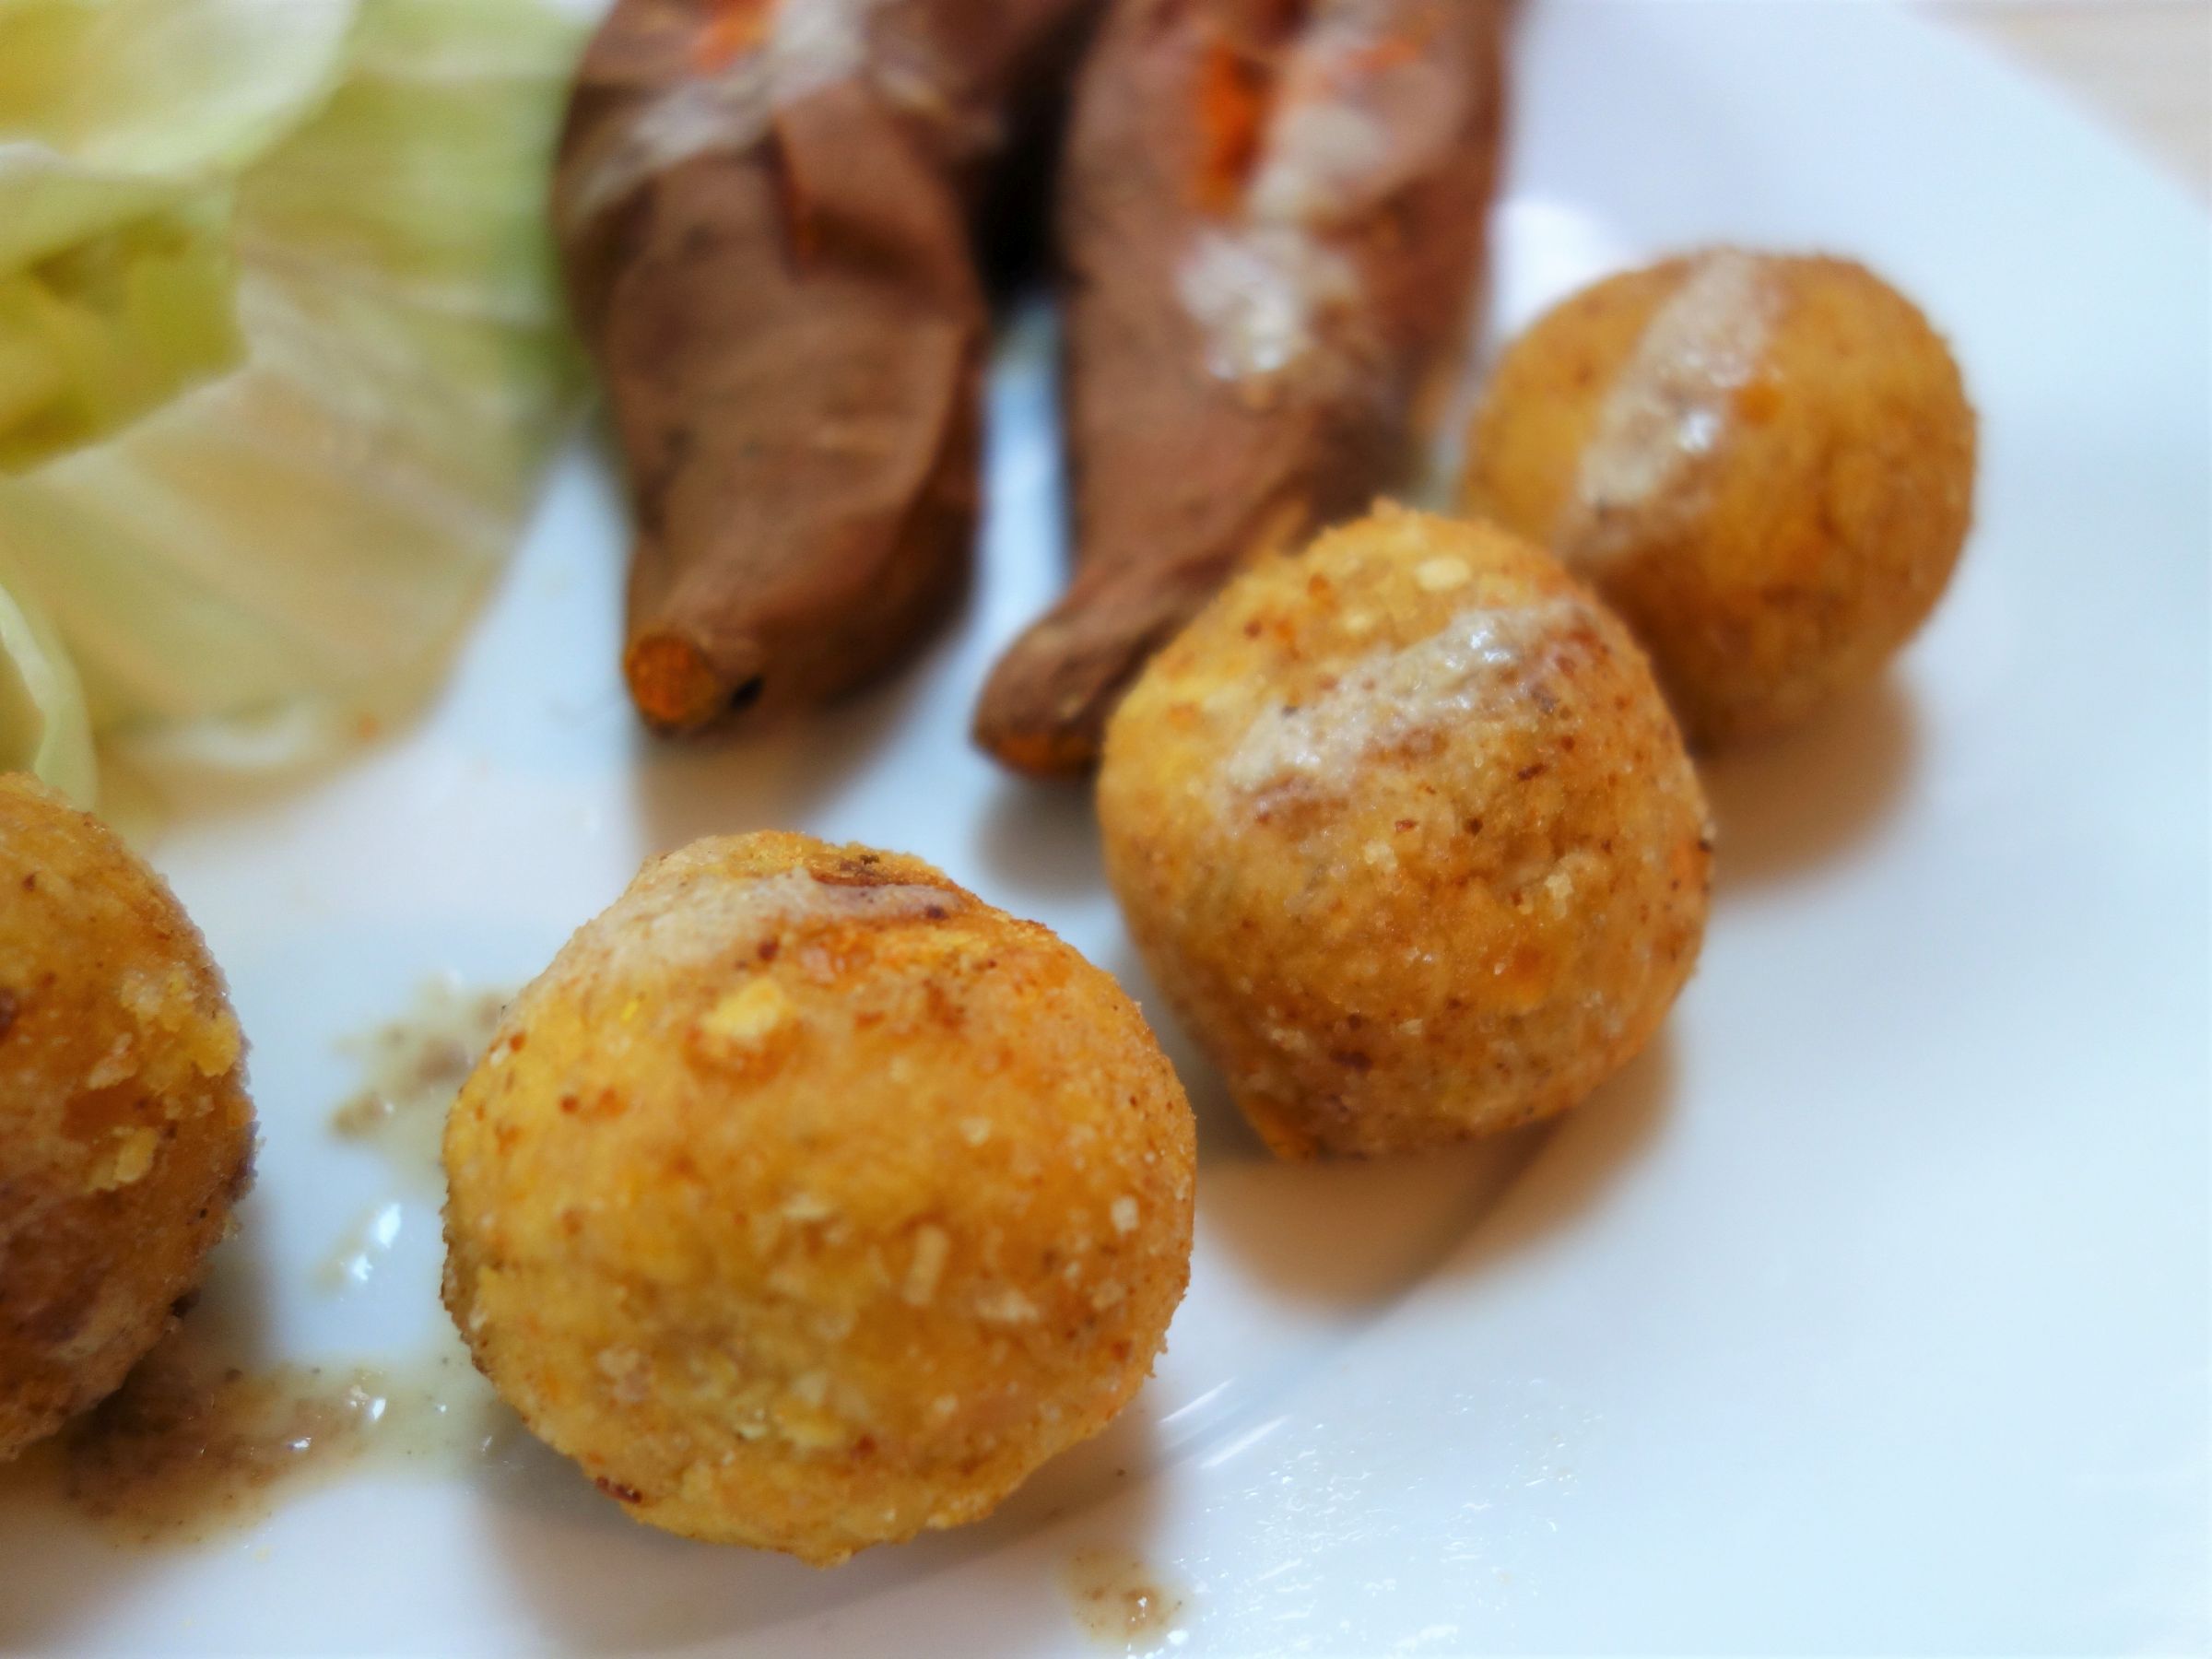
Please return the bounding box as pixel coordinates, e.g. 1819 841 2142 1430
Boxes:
330 978 512 1192
1065 1547 1191 1651
57 1339 375 1545
0 981 529 1547
3 1324 511 1547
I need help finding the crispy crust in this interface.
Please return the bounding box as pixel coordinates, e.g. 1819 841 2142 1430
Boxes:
442 832 1195 1563
0 776 254 1459
1462 253 1977 746
1098 509 1709 1157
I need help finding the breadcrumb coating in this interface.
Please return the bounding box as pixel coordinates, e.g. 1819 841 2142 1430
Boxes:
1463 251 1976 746
1099 507 1709 1157
0 774 254 1459
442 832 1195 1564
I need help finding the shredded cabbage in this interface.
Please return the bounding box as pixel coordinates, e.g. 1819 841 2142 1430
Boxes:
0 0 356 180
0 191 244 471
0 0 356 465
0 572 94 805
0 0 583 790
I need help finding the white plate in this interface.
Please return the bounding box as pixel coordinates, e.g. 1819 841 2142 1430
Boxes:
4 0 2206 1652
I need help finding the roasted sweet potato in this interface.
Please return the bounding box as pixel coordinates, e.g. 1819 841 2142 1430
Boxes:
557 0 1096 732
974 0 1509 776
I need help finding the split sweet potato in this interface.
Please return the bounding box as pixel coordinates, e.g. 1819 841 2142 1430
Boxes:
974 0 1509 776
557 0 1095 731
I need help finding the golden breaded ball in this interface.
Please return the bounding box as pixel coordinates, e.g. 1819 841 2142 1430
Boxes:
1099 507 1709 1159
442 833 1195 1565
0 774 254 1459
1463 251 1976 746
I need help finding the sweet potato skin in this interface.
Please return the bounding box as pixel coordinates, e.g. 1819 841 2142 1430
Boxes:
557 0 1095 732
975 0 1510 776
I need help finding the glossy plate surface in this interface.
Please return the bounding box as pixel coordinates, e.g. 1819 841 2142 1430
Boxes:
2 0 2206 1651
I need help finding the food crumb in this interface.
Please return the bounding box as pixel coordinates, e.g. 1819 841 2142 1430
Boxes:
975 1287 1040 1324
697 977 794 1060
903 1226 950 1306
1414 555 1472 591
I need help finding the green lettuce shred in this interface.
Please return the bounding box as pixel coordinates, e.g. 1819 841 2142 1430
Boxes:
0 0 584 794
0 571 94 806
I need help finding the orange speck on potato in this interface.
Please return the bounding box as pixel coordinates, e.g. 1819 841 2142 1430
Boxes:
692 0 773 73
625 633 724 731
1193 41 1272 215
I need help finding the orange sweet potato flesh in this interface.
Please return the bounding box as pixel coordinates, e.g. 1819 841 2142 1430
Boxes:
974 0 1508 776
557 0 1097 732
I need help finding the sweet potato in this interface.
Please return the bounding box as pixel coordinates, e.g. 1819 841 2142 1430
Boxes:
557 0 1096 732
974 0 1508 776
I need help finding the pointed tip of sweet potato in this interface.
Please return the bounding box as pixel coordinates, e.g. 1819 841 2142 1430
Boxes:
972 610 1152 779
625 631 765 733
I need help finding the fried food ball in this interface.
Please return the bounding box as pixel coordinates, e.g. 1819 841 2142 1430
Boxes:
442 832 1195 1565
1462 250 1976 746
1098 506 1709 1159
0 774 254 1460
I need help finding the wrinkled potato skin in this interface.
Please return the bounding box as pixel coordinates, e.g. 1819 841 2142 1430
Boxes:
1463 254 1976 746
973 0 1509 776
561 0 1100 732
1099 509 1709 1158
443 833 1194 1565
0 775 253 1459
